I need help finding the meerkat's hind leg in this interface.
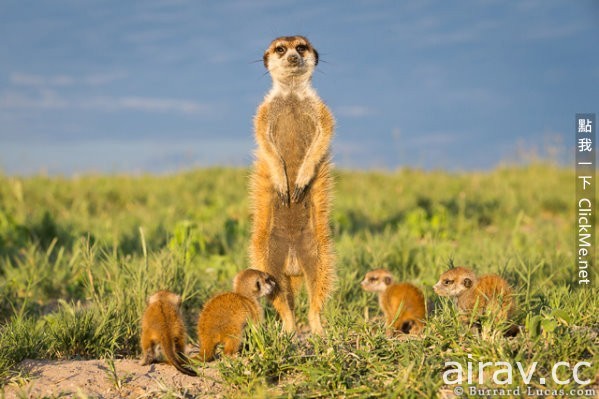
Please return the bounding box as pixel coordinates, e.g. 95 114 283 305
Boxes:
271 277 297 333
290 275 304 296
308 308 324 335
140 341 157 365
265 232 297 333
302 246 331 335
304 268 326 335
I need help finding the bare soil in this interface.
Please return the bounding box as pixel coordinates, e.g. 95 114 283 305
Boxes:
2 358 222 399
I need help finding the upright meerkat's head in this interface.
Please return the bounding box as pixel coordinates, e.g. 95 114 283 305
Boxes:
361 269 394 293
147 290 182 307
233 269 277 299
263 35 318 84
433 267 477 298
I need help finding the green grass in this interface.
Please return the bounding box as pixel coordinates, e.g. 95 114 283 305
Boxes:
0 165 597 398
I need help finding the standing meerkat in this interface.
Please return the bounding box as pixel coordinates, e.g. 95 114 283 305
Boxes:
433 266 515 325
140 290 196 376
197 269 276 361
361 269 426 336
249 35 335 335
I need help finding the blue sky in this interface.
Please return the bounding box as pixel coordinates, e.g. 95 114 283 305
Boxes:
0 0 597 174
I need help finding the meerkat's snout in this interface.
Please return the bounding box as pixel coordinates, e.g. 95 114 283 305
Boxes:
262 274 277 296
263 36 319 81
287 53 300 65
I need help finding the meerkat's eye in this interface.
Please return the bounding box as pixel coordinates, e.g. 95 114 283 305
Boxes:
275 46 286 54
256 280 261 291
369 277 377 282
443 279 452 286
296 44 307 53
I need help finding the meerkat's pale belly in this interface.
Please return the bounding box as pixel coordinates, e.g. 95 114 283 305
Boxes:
271 97 316 184
268 97 319 273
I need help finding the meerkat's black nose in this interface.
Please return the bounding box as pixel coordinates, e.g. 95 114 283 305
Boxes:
287 54 299 64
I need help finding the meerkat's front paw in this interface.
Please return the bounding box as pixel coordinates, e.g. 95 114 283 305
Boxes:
276 187 290 206
291 184 309 203
272 176 290 206
292 168 313 203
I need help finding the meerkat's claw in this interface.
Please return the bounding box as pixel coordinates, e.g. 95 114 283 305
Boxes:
291 184 307 203
277 189 290 206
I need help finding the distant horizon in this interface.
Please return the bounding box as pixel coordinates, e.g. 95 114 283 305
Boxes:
0 138 572 177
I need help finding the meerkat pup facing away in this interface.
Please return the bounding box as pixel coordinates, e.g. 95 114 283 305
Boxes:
361 269 426 336
140 290 196 376
433 266 515 326
197 269 276 361
249 35 335 335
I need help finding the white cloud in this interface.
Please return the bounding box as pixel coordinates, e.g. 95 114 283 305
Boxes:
0 90 210 115
0 90 69 109
4 72 207 114
524 23 584 40
83 96 210 114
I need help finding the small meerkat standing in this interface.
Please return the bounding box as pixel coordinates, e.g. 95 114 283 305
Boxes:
197 269 276 361
249 35 335 335
140 290 196 376
361 269 426 336
433 266 515 325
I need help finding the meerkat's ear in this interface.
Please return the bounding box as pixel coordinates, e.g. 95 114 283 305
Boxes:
383 276 392 285
263 51 269 69
463 278 472 288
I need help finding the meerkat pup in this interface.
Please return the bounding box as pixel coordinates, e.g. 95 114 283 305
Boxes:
361 269 426 336
433 266 515 326
140 290 196 376
249 35 335 335
197 269 276 361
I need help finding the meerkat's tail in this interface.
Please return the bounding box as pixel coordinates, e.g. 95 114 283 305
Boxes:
161 336 197 376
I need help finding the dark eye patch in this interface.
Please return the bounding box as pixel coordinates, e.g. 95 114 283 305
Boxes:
443 279 453 286
275 46 286 54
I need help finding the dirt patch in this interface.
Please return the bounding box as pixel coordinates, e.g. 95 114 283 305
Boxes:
2 358 222 398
